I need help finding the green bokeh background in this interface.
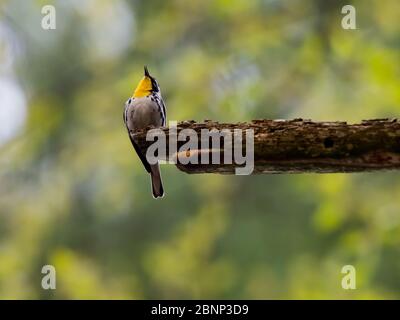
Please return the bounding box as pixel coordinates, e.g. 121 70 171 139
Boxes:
1 0 400 299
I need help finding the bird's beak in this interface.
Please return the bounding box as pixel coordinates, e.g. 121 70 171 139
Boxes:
144 66 150 77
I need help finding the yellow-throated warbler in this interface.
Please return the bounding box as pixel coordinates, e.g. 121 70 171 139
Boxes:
124 66 166 198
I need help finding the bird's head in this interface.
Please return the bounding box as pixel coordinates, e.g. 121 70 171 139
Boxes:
132 66 160 98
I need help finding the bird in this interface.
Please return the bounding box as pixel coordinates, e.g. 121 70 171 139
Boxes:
123 66 166 198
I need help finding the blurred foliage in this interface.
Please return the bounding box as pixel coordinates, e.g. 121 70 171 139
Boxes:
0 0 400 299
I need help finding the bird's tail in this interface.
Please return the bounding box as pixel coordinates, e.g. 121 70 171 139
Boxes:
150 163 164 198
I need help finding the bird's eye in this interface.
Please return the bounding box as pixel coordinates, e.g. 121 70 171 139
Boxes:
127 98 132 104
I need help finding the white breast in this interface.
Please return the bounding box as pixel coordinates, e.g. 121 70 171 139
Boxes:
126 96 163 132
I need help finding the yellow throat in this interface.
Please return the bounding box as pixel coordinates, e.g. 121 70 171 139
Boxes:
133 76 152 98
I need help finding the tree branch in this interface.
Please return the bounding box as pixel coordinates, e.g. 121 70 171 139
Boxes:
132 119 400 174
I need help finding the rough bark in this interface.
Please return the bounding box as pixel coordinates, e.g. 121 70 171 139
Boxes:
132 118 400 174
